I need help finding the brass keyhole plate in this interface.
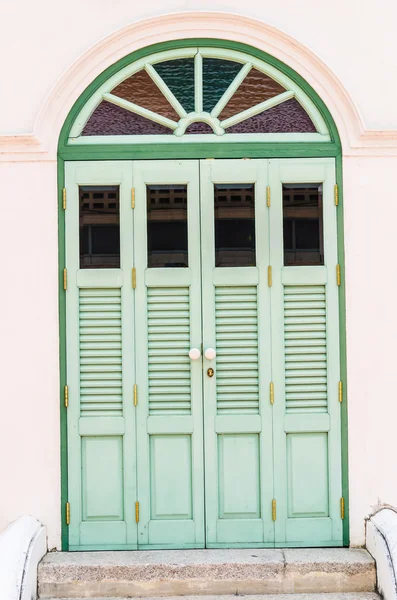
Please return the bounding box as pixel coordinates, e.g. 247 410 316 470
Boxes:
207 368 214 377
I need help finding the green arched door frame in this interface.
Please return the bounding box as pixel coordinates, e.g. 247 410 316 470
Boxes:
57 38 348 550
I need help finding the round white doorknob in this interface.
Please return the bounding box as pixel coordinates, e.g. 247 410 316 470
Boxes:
205 347 216 360
189 348 201 360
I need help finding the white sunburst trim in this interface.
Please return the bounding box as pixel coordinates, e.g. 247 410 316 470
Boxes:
175 113 224 136
68 46 330 141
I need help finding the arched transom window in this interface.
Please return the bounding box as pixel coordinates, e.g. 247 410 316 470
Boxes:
69 48 330 145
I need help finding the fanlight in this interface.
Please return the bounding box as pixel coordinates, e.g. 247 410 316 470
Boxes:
69 48 329 142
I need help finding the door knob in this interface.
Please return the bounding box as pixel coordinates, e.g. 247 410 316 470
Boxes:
204 348 216 360
189 348 201 360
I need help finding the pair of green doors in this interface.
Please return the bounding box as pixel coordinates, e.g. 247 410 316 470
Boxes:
65 158 343 550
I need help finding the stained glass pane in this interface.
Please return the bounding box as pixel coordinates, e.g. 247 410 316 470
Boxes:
225 98 317 133
82 101 173 135
111 70 179 120
154 58 195 113
202 58 242 113
219 68 285 120
185 122 214 134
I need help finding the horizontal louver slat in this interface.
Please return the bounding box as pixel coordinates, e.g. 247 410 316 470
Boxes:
148 287 191 415
79 288 123 417
215 286 259 415
284 285 328 413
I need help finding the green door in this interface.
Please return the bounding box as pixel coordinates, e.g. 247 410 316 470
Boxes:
65 161 137 549
65 158 343 550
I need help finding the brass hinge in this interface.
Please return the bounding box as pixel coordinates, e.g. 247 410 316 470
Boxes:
133 384 138 406
270 382 274 405
132 268 136 289
334 184 339 206
272 499 277 521
338 380 343 404
62 188 67 210
66 502 70 525
131 188 135 209
135 501 140 523
63 268 67 291
268 266 272 287
336 264 341 286
266 185 271 207
340 497 345 520
64 385 69 408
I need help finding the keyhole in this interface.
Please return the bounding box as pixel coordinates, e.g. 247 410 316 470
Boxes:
207 368 214 377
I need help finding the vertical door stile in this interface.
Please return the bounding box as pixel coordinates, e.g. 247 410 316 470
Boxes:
257 159 275 546
269 158 343 547
121 163 136 547
65 162 82 549
65 161 137 550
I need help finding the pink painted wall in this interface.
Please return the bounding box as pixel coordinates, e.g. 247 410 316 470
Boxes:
0 10 396 549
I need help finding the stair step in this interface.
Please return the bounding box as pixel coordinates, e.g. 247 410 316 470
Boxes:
44 596 381 600
38 548 376 599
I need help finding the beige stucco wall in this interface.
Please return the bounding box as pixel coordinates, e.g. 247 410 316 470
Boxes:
0 4 396 549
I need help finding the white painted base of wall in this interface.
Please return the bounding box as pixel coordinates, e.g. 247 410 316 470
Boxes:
366 508 397 600
0 516 47 600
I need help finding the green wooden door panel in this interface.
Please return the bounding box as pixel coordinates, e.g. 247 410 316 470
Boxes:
133 160 205 549
200 159 275 547
65 157 343 550
268 158 343 547
65 161 137 550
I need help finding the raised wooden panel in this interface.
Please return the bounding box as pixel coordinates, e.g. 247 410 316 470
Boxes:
287 432 329 518
148 287 191 415
218 434 260 519
284 285 327 413
150 435 193 520
82 436 124 521
215 286 259 415
79 288 123 417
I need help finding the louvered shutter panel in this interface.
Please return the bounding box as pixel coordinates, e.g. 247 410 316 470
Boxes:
269 159 343 547
65 162 137 549
200 159 274 546
133 161 205 548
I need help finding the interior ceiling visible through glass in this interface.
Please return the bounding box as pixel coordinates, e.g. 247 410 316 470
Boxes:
79 50 322 139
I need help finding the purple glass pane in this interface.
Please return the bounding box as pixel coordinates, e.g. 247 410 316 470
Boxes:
225 98 316 134
185 122 214 134
82 101 172 135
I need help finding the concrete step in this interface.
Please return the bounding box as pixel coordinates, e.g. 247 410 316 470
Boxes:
38 548 376 599
43 596 381 600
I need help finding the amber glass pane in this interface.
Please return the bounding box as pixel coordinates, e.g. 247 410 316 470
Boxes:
219 68 285 120
225 99 317 134
214 184 255 267
153 59 195 113
80 186 120 268
185 122 214 134
203 58 242 113
283 184 323 266
147 185 188 268
111 70 179 120
82 101 173 135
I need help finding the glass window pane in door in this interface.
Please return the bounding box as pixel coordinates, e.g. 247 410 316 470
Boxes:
147 185 188 268
283 183 324 266
79 186 120 268
214 184 255 267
